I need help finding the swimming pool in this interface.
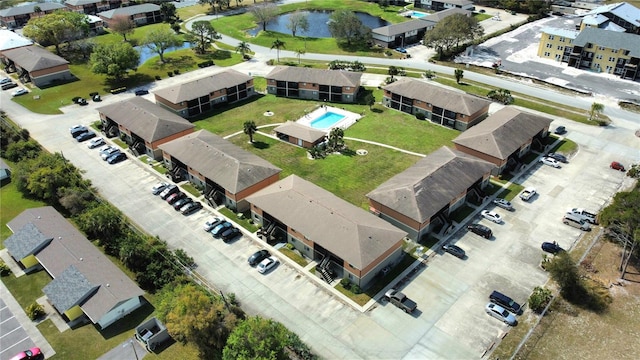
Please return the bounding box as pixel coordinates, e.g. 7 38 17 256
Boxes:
410 11 428 18
310 112 346 129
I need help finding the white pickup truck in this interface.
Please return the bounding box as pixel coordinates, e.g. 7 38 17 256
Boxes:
567 208 598 224
519 187 536 201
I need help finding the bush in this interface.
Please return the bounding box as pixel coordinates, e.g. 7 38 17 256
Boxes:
0 261 11 276
340 278 351 289
351 285 362 294
266 59 275 66
285 243 294 250
26 302 45 320
528 286 552 313
415 113 426 120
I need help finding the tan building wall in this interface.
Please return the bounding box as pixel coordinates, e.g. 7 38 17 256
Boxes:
537 32 572 61
148 128 194 150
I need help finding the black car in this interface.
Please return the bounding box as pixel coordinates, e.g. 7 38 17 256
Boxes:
75 131 96 142
221 227 241 242
172 197 193 210
546 153 568 163
106 152 127 164
248 250 271 267
541 241 563 254
442 244 465 258
135 89 149 96
554 126 566 135
1 82 18 90
467 224 492 239
181 201 202 215
489 290 522 314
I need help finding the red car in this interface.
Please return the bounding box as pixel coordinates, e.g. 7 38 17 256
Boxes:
610 161 625 171
10 347 42 360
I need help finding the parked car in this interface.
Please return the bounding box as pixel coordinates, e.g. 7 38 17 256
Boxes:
151 182 170 195
100 147 120 160
220 227 241 242
87 137 105 149
75 131 96 142
257 256 279 274
248 250 271 267
70 125 88 138
610 161 625 171
0 77 11 85
489 291 522 314
541 241 563 254
181 201 202 215
1 82 18 90
519 187 536 201
562 214 591 231
172 197 193 210
159 185 178 199
442 244 465 258
166 191 185 204
106 152 127 164
546 153 568 163
467 223 492 239
204 217 224 232
481 210 503 224
211 221 233 237
485 302 517 326
395 47 407 53
567 207 598 224
135 89 149 96
384 289 417 314
553 125 566 135
9 347 42 360
492 198 513 211
539 157 560 168
12 88 28 97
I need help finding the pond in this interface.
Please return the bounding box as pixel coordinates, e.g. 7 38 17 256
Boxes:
247 10 389 38
135 42 192 65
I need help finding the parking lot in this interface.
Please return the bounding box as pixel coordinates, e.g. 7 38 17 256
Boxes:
0 298 38 360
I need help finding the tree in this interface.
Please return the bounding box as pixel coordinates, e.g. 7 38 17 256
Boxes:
243 121 257 143
160 2 177 22
423 13 483 58
58 187 94 215
4 140 41 162
588 102 604 122
91 42 139 81
487 88 513 104
328 10 371 45
364 93 375 110
378 0 389 10
271 38 285 62
188 21 219 54
23 10 89 55
235 41 251 59
76 202 124 245
222 316 292 360
528 286 552 314
326 128 345 152
454 69 464 84
388 65 399 80
295 48 305 64
286 11 309 37
143 26 183 63
110 15 136 42
250 3 278 32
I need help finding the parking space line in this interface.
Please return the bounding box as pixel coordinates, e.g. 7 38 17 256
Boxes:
0 336 29 355
0 315 16 326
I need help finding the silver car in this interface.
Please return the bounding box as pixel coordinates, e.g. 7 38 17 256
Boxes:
485 303 517 326
492 198 513 211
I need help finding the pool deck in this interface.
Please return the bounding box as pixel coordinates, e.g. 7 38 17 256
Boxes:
296 106 362 132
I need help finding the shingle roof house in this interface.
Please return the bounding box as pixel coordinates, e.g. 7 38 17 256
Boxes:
1 45 72 87
453 107 552 173
5 207 145 329
266 66 362 103
0 30 33 53
247 175 407 288
382 78 491 130
0 2 66 28
581 2 640 34
159 130 281 211
367 147 495 240
98 3 162 27
97 97 195 160
273 121 327 149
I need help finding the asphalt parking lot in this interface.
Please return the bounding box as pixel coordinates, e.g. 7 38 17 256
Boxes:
0 298 38 360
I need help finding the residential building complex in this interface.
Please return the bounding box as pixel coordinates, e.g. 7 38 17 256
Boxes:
1 45 72 87
414 0 474 11
266 66 362 103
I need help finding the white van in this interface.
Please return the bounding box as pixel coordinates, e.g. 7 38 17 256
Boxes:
562 214 591 231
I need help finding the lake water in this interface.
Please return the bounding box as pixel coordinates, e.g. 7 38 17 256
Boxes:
135 42 192 65
247 10 389 38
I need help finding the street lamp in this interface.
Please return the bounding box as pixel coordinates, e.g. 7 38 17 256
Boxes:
123 338 139 360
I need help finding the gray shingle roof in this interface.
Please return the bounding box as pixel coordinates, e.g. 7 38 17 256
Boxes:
421 7 471 22
453 107 552 160
2 45 68 72
153 69 252 104
7 207 144 325
383 78 491 116
65 0 106 5
273 121 327 143
367 147 495 223
0 3 66 17
98 4 160 19
97 97 194 143
43 265 96 314
584 2 640 27
266 66 362 87
246 175 407 270
573 27 640 57
373 19 435 37
158 130 281 194
4 223 52 260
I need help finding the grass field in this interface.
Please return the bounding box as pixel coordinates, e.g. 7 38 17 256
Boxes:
0 176 47 244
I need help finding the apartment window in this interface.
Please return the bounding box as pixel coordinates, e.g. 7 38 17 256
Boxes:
608 57 615 62
546 43 552 49
559 37 565 42
596 54 603 60
555 54 561 61
598 46 605 51
544 52 551 57
548 35 555 40
557 46 563 50
605 66 613 73
612 49 618 54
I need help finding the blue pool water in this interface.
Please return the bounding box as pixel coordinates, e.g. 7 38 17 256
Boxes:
411 11 428 18
310 112 345 129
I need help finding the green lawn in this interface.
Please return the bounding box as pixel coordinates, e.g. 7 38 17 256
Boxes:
0 177 47 245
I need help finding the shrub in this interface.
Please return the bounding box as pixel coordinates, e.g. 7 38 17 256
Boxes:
415 113 426 120
351 285 362 294
0 261 11 276
384 50 392 56
528 286 552 313
168 72 174 77
340 278 351 289
266 59 275 66
285 243 294 250
26 302 45 320
423 70 435 79
174 69 180 75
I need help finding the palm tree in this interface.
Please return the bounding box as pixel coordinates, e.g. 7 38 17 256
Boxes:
235 41 251 59
588 102 604 122
388 66 398 80
295 49 305 64
271 38 286 63
454 69 464 84
243 121 257 143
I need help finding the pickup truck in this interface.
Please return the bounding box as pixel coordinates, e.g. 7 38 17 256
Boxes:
519 187 536 201
384 289 417 313
567 208 598 224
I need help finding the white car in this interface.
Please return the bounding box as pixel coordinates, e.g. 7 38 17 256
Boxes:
151 181 170 195
11 88 28 97
492 198 513 211
87 137 105 149
539 157 560 168
0 77 11 85
257 256 279 274
203 217 223 232
481 210 503 224
100 147 120 160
